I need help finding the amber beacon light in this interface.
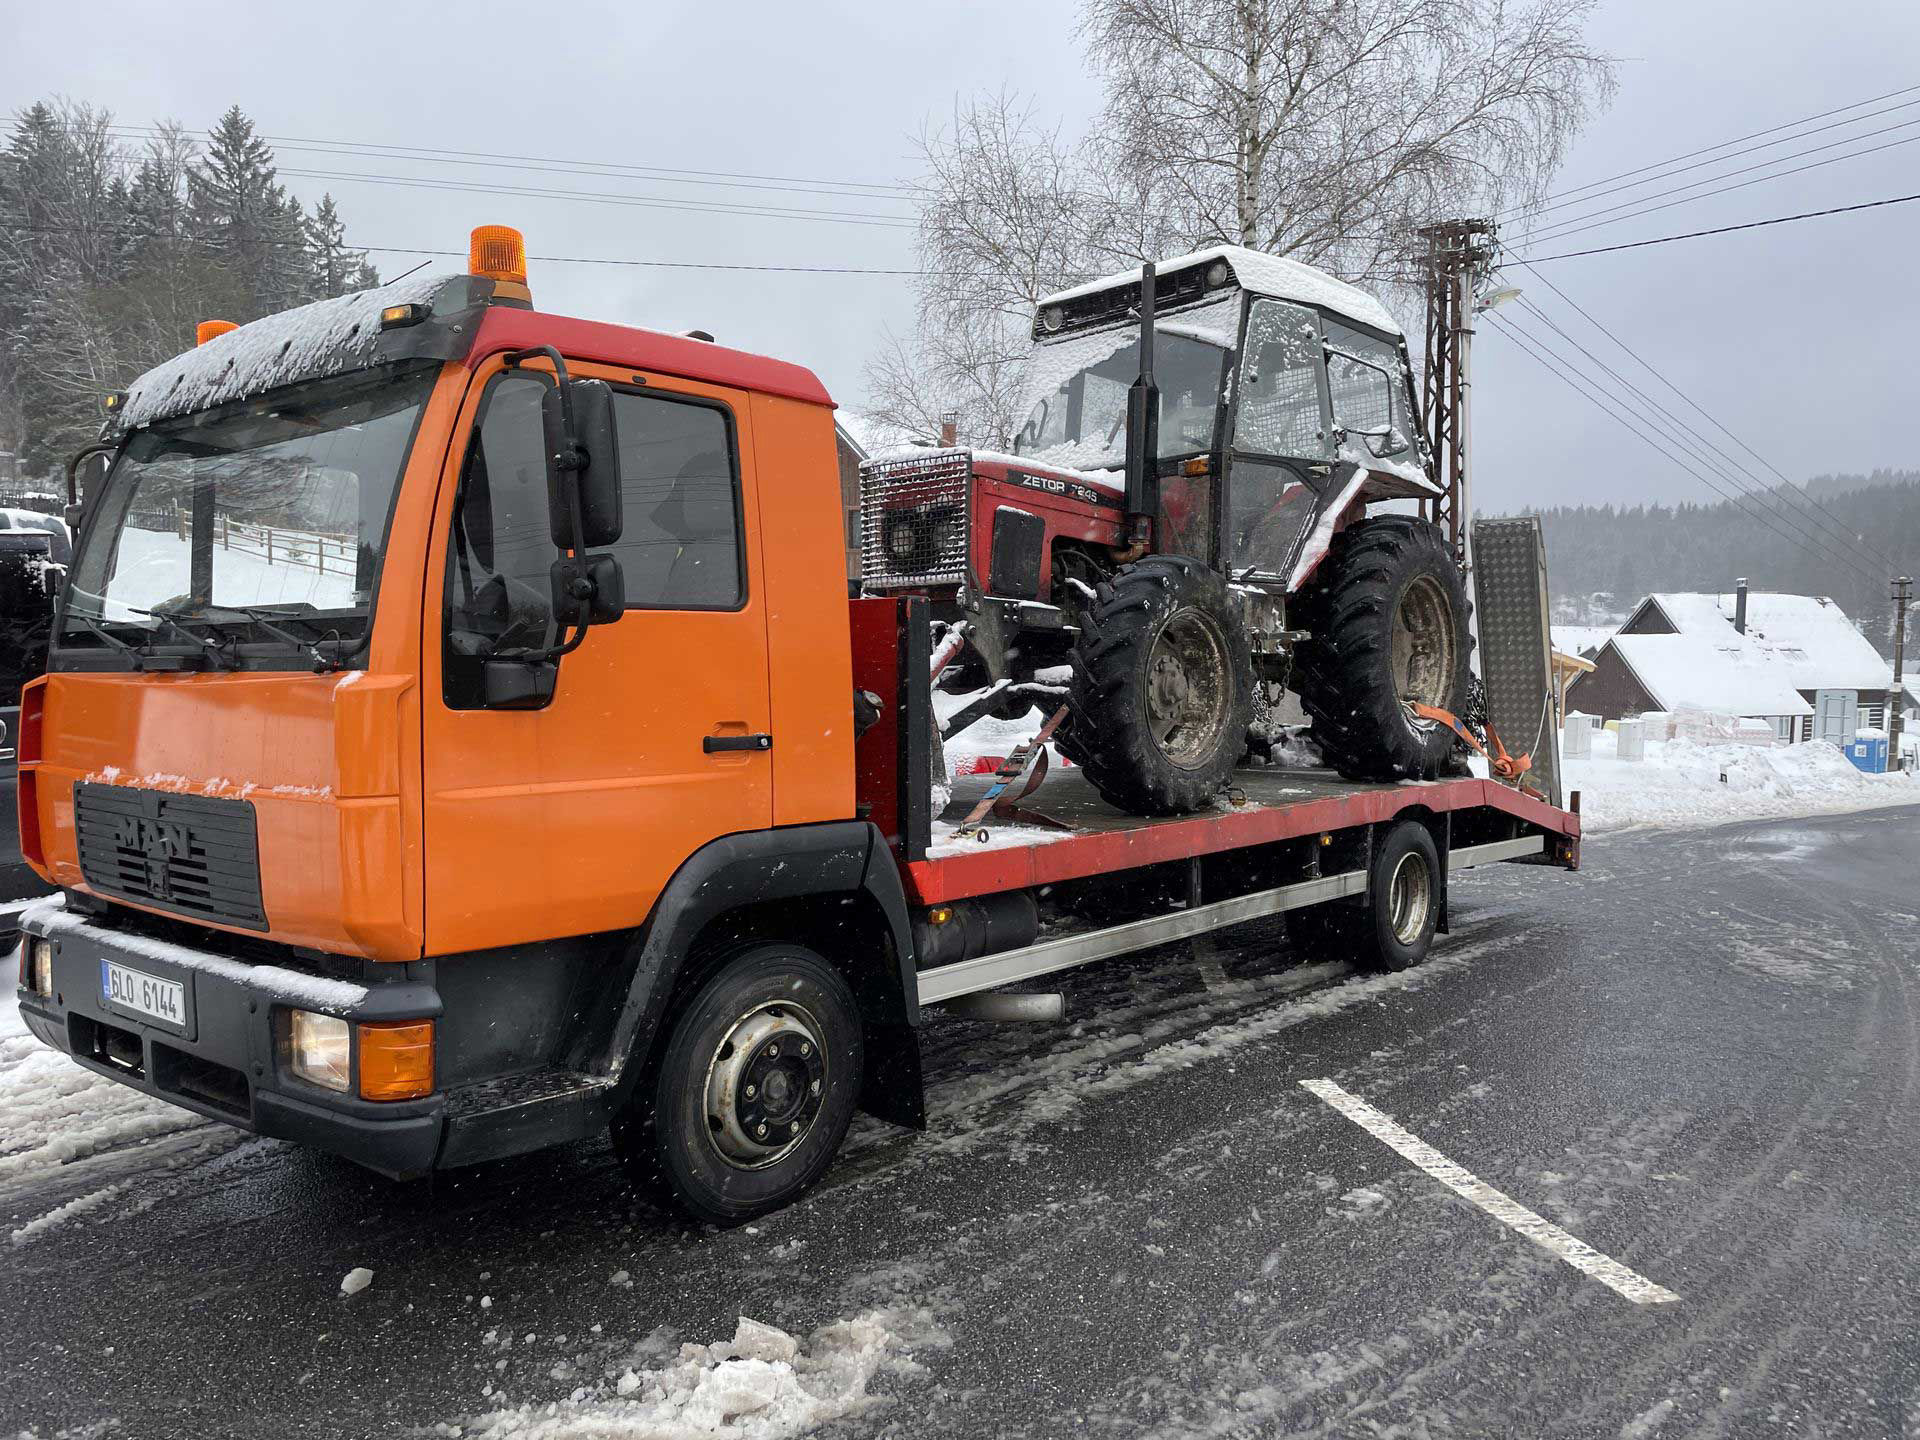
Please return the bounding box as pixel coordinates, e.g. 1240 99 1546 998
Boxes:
469 225 529 286
195 319 237 346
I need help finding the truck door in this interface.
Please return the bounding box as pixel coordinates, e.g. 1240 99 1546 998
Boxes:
421 360 771 954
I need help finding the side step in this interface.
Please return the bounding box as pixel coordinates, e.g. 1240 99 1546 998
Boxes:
439 1066 612 1168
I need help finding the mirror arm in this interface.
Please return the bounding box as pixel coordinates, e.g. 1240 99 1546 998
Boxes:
503 344 596 653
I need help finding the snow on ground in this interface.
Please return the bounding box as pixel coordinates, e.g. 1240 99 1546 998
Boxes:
440 1309 947 1440
1551 729 1916 832
91 526 353 619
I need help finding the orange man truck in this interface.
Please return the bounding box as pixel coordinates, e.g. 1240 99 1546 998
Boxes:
12 228 1577 1223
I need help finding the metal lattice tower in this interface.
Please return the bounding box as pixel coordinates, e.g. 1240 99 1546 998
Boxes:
1418 220 1498 562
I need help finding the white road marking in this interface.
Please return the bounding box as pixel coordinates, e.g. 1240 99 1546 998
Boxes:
1300 1078 1681 1306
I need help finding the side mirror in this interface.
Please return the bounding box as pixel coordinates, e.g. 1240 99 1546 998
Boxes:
542 379 623 550
550 553 625 626
482 658 558 710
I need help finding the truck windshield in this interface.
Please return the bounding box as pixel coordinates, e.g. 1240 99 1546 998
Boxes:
1013 328 1228 473
61 360 439 661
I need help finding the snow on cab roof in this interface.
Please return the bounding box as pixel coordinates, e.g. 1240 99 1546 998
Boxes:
1610 633 1813 719
1645 592 1889 692
1037 244 1399 337
114 270 467 434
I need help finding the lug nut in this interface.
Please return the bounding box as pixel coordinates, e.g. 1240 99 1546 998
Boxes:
766 1043 779 1058
755 1123 769 1138
810 1079 821 1095
789 1122 800 1135
799 1042 811 1057
744 1084 756 1098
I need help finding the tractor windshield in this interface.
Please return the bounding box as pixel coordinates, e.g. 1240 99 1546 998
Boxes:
1014 319 1230 473
60 359 439 663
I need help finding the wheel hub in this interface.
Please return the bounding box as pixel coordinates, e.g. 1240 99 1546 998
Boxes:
1145 611 1231 768
1386 851 1433 945
1392 575 1456 730
703 1002 828 1169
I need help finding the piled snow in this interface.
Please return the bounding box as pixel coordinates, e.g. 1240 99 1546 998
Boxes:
1554 728 1916 831
114 271 464 432
1037 244 1398 336
340 1267 375 1297
446 1309 945 1440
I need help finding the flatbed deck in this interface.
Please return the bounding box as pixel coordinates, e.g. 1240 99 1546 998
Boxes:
907 764 1579 905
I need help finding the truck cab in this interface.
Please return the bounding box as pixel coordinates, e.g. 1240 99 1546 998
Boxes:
13 229 917 1218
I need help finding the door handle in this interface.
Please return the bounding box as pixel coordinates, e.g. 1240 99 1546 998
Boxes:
704 733 773 754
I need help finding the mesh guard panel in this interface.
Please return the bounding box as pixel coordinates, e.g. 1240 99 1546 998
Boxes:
859 448 973 589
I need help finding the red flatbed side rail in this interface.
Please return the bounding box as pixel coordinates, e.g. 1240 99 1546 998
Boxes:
900 779 1579 907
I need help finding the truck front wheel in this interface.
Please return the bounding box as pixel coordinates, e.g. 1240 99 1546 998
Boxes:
635 944 863 1225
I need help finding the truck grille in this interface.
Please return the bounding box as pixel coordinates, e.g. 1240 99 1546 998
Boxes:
859 448 972 589
74 783 268 930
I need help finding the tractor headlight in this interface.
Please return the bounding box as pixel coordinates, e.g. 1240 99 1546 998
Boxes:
1041 305 1065 333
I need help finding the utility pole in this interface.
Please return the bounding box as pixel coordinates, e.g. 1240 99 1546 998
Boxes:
1892 575 1912 769
1417 219 1498 565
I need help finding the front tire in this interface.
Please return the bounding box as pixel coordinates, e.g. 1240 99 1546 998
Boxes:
633 945 863 1226
1293 517 1472 781
1059 555 1254 816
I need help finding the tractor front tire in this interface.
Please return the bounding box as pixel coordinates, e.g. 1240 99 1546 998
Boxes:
1294 517 1472 782
1059 555 1254 816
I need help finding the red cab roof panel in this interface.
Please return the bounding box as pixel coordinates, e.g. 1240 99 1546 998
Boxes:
469 306 835 408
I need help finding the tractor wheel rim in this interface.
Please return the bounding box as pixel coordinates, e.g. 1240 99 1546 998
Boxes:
703 1000 828 1170
1393 575 1456 729
1145 610 1232 768
1387 850 1433 945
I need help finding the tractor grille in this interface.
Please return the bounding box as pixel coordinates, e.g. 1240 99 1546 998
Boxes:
859 448 972 589
74 783 268 930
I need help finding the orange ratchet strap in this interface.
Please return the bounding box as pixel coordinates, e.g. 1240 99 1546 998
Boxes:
1411 702 1546 802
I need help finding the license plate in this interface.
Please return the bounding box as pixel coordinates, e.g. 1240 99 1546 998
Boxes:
101 960 186 1030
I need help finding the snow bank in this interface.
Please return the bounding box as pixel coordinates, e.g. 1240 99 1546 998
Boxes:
444 1308 946 1440
1556 729 1917 832
87 527 354 620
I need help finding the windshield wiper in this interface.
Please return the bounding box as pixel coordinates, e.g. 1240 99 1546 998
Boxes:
65 614 147 669
130 608 238 670
166 603 353 672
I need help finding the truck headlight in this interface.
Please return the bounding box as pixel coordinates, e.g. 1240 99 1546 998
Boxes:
287 1010 351 1092
22 936 53 997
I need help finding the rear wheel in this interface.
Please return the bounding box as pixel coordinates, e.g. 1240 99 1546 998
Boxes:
1059 555 1254 815
1284 819 1440 972
1293 517 1472 781
628 945 863 1226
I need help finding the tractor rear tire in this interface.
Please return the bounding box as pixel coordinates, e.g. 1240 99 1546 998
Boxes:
1293 517 1472 782
1059 555 1254 816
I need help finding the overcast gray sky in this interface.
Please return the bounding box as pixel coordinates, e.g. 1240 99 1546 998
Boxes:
5 0 1916 515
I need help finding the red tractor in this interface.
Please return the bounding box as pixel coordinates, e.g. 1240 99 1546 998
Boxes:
859 246 1472 816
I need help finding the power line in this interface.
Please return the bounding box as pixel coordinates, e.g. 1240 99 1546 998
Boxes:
1509 190 1920 263
273 165 920 230
1511 260 1902 572
1509 297 1885 579
1499 81 1920 218
102 125 919 207
1489 310 1879 583
102 122 916 198
1513 118 1920 247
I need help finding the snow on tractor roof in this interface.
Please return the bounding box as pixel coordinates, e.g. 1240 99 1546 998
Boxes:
1039 244 1399 337
113 270 471 434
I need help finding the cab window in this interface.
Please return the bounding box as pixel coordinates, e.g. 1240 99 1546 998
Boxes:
608 391 743 609
1233 299 1329 461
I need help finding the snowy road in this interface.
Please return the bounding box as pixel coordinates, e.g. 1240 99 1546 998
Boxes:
3 808 1919 1437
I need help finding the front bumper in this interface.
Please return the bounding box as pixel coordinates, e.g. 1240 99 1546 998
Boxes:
14 902 444 1178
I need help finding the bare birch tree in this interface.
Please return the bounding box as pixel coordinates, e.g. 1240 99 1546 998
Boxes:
870 0 1614 443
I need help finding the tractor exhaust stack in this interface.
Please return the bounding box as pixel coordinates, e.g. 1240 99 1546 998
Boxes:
1123 261 1160 541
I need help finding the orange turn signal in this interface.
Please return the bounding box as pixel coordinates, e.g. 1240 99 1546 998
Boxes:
1182 456 1211 477
356 1019 435 1101
195 319 237 346
469 224 528 286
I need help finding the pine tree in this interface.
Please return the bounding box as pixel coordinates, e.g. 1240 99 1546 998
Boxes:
187 105 297 318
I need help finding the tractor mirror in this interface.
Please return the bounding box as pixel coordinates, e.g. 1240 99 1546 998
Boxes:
542 378 624 550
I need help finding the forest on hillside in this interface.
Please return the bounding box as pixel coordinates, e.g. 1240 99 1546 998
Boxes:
0 99 380 473
1518 469 1920 653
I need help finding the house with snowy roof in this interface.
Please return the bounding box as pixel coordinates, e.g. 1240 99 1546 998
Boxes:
1567 584 1895 744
